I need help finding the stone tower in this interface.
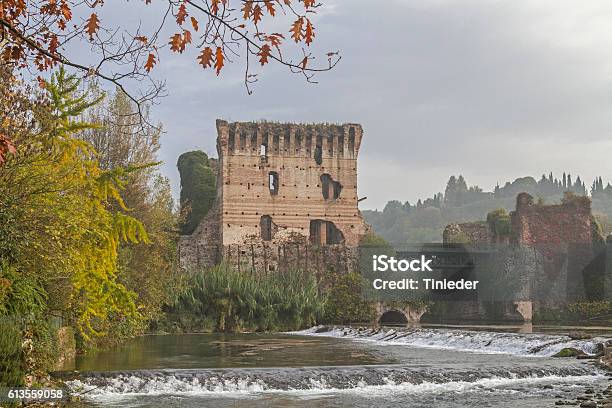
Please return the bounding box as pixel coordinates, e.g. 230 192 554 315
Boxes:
179 119 368 272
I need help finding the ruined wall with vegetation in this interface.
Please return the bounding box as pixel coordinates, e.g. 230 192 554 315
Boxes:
441 192 607 320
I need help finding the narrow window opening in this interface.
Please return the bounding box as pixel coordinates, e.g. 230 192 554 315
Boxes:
348 127 356 157
314 145 322 165
260 215 273 241
269 171 279 195
296 130 303 153
240 132 246 150
284 131 291 154
228 132 235 152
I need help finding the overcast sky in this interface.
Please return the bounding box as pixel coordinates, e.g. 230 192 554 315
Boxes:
99 0 612 210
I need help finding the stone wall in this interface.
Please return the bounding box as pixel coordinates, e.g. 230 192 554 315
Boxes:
511 192 592 247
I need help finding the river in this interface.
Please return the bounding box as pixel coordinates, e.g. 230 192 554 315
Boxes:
60 325 611 407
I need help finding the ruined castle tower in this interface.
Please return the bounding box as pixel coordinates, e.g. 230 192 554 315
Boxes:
179 120 368 272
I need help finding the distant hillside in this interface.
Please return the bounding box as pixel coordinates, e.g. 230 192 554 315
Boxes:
363 173 612 244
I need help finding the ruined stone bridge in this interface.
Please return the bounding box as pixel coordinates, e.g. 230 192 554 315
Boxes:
373 244 534 325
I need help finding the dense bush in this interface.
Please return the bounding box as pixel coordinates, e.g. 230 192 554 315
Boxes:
322 272 376 324
169 264 326 332
486 208 511 237
534 301 611 323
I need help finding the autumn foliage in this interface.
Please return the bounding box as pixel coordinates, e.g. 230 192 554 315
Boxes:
0 0 337 88
0 0 339 162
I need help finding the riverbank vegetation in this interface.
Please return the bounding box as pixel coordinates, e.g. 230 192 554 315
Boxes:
0 67 180 386
163 264 326 332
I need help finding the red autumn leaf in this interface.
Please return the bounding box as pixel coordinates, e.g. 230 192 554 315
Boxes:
267 33 284 48
57 19 67 30
183 30 192 46
60 1 72 21
169 33 183 53
242 1 252 20
290 17 303 42
258 44 271 65
144 53 156 72
48 35 59 54
176 3 188 25
191 16 199 31
85 13 100 40
135 36 148 44
304 0 315 8
211 0 220 14
214 46 224 75
264 0 275 16
252 4 263 24
305 19 315 46
197 47 214 68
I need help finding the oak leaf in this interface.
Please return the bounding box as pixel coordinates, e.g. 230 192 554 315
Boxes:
242 1 252 20
60 1 72 20
197 47 214 68
305 19 315 45
144 53 156 72
252 4 263 24
290 17 303 42
183 30 192 45
191 16 199 31
264 0 275 16
214 46 224 75
258 44 271 65
169 33 183 53
211 0 220 14
85 13 100 40
176 3 188 25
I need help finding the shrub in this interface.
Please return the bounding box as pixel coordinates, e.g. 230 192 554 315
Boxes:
170 264 326 332
322 272 376 324
486 208 511 237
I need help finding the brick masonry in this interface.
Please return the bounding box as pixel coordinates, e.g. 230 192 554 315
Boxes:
179 120 368 274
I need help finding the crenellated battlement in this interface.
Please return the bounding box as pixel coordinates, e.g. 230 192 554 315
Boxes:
216 120 362 160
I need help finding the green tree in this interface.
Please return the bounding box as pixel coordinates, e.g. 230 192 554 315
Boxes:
0 66 147 356
80 85 180 332
177 151 217 235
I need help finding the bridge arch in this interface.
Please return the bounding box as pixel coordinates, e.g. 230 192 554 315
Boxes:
375 302 428 325
379 310 408 325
